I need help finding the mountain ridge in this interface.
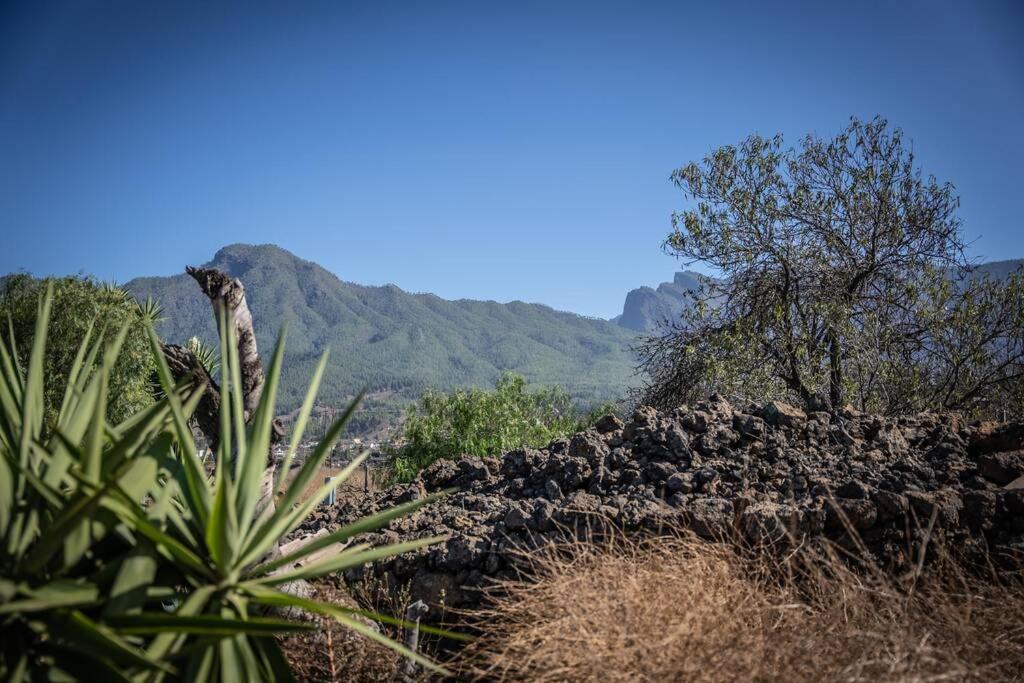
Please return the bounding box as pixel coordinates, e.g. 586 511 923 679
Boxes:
125 243 640 413
123 245 1024 415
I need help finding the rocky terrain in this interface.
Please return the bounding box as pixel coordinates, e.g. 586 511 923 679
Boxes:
305 397 1024 618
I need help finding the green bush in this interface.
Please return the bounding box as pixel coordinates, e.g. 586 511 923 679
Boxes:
0 274 159 427
387 372 617 482
0 285 451 681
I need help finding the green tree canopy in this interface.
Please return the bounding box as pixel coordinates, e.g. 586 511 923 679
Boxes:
638 117 1024 417
0 274 160 424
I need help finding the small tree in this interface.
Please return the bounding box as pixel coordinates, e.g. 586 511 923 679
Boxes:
638 117 1024 417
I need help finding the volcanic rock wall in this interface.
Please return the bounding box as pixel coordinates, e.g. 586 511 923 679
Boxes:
309 397 1024 615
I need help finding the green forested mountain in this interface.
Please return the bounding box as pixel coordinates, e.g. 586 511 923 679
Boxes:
125 244 639 413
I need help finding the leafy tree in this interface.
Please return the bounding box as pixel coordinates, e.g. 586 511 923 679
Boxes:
388 373 612 481
638 117 1024 417
0 274 160 425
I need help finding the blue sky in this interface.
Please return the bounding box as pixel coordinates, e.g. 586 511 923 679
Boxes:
1 1 1022 318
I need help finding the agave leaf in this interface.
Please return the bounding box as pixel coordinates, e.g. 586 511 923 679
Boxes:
83 322 131 481
236 449 366 570
254 493 444 576
111 438 166 505
19 284 51 484
162 487 203 550
223 311 247 472
206 451 237 570
0 337 23 440
0 315 24 405
21 452 146 573
144 585 216 662
184 645 217 683
276 393 363 515
98 394 184 480
27 320 102 495
5 287 51 556
0 579 100 614
253 536 445 586
50 648 134 683
233 634 263 681
108 383 191 444
242 585 447 675
218 631 242 683
43 378 100 491
107 613 315 636
0 462 11 541
274 350 329 496
99 487 213 580
63 332 118 565
236 398 363 567
251 636 296 683
104 546 159 616
145 325 208 526
56 610 175 675
55 319 96 425
3 445 62 511
323 603 473 642
236 329 286 537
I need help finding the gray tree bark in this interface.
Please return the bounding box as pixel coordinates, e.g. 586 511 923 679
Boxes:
160 266 284 531
161 266 284 450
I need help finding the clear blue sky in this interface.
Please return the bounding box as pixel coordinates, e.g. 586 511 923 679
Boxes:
1 1 1022 318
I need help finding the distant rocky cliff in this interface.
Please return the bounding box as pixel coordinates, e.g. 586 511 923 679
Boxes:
615 260 1023 333
615 271 703 332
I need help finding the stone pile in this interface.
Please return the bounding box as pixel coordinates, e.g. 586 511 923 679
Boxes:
305 397 1024 615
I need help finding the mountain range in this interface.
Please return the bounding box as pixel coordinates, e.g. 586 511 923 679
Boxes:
126 244 641 414
124 245 1022 421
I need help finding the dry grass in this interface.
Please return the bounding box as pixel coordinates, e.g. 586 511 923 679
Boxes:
278 581 402 682
454 534 1024 682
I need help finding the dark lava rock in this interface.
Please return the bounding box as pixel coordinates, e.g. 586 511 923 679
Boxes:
978 451 1024 486
312 399 1024 617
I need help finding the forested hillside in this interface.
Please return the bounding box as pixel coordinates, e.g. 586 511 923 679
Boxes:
126 244 639 412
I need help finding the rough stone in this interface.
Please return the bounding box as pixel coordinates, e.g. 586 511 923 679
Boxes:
312 399 1024 616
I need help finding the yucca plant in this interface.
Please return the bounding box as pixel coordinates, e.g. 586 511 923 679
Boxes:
0 286 452 681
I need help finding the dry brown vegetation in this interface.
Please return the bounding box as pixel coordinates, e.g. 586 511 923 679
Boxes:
453 534 1024 682
278 582 402 681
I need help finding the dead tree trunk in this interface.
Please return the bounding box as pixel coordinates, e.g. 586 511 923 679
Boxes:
160 266 283 520
161 266 284 446
185 266 267 420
